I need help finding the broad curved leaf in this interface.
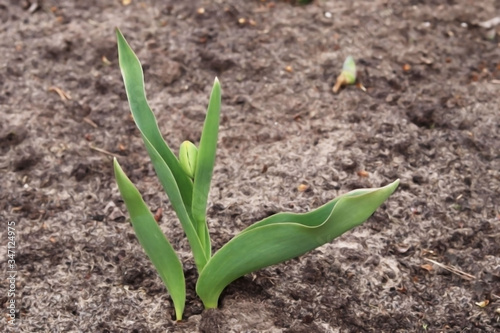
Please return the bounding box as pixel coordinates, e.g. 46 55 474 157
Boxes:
196 180 399 308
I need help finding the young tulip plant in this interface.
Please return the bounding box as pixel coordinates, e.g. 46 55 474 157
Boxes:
113 29 400 321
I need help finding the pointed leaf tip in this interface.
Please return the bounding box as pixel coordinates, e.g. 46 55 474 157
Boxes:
213 77 220 89
115 28 124 41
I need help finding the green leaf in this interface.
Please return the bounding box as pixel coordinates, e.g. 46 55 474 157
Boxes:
191 78 221 258
116 29 209 271
113 158 185 320
196 180 399 308
141 134 209 271
115 28 194 213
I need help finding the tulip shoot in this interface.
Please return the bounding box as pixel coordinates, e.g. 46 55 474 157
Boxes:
114 29 399 320
333 55 357 93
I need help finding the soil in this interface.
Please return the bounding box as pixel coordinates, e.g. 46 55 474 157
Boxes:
1 0 499 332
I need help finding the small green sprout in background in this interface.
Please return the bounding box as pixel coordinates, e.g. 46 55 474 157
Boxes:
333 55 357 93
113 28 399 320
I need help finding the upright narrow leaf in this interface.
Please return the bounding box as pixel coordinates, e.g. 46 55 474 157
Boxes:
113 158 185 320
116 29 208 271
191 79 221 257
142 135 209 271
116 28 194 212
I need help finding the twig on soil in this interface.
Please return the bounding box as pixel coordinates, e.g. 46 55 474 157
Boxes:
89 145 120 158
48 86 72 101
83 117 98 128
423 258 475 281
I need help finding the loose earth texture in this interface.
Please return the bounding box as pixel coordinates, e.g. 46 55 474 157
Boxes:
1 1 499 332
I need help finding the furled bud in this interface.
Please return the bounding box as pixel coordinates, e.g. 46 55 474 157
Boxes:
179 141 198 179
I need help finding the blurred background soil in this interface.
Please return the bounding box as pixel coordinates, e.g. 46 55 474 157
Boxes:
1 0 499 332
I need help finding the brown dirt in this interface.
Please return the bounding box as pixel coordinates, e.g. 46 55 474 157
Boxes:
1 0 500 332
